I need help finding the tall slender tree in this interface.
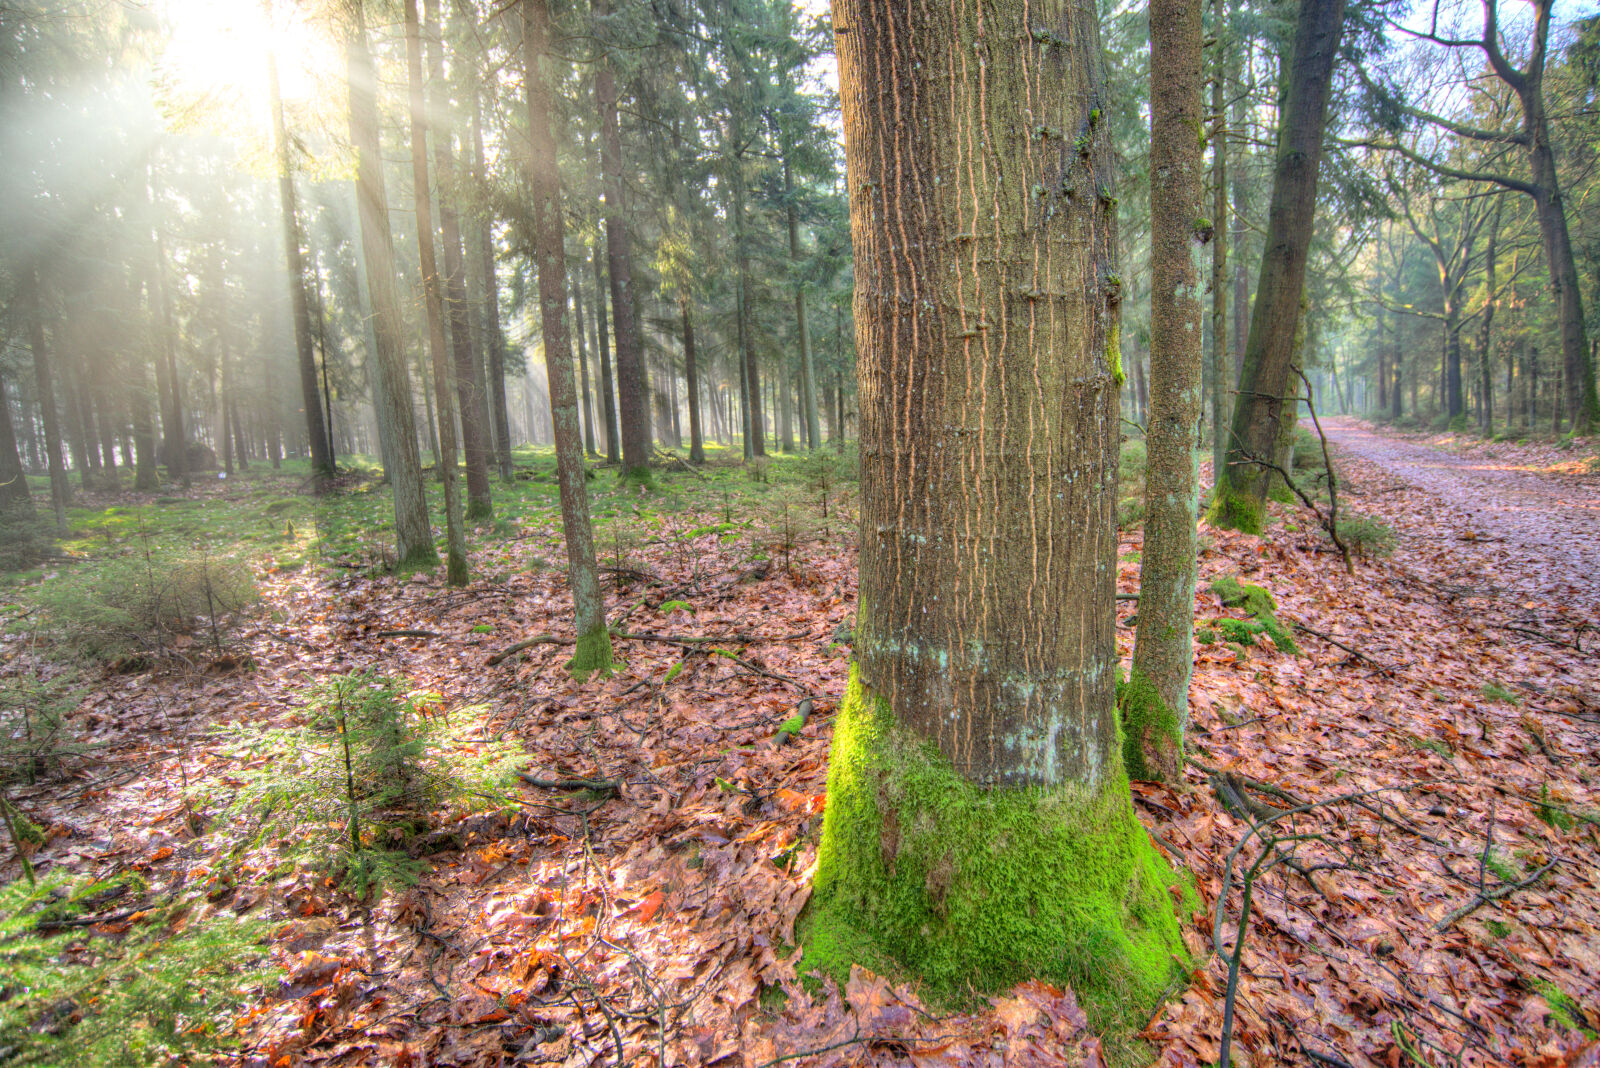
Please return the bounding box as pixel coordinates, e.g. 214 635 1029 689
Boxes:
522 0 613 674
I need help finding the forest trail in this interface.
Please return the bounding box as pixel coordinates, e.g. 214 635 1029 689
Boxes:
1322 416 1600 616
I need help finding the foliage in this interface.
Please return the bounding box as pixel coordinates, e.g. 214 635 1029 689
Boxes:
36 546 257 662
0 669 84 784
0 874 271 1066
1336 513 1397 558
1118 437 1147 529
224 672 528 896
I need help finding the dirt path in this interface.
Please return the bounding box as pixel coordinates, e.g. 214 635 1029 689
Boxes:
1322 416 1600 618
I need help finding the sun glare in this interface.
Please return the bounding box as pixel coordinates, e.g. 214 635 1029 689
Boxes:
149 0 341 133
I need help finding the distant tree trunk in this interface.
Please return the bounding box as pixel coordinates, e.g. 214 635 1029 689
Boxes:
405 0 469 584
268 49 334 486
0 370 34 517
424 0 493 518
785 157 821 451
592 243 619 464
23 269 68 532
307 246 337 467
593 0 650 477
1127 0 1204 783
733 176 765 458
1211 0 1346 532
810 0 1185 1007
346 1 438 570
149 228 188 487
571 270 598 457
522 0 612 672
1477 203 1501 432
681 293 704 464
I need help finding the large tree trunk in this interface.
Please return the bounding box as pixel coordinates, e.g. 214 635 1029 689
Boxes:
593 0 650 477
405 0 469 585
1211 0 1346 532
522 0 612 674
808 0 1186 1009
268 49 334 485
1127 0 1205 783
424 0 493 519
346 2 438 570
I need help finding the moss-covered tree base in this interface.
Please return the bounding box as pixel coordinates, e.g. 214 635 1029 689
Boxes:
566 626 615 682
1117 668 1183 782
397 545 442 574
1204 482 1265 535
802 669 1192 1022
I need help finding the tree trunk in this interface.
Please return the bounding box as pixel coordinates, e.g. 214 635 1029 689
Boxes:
0 370 35 517
1128 0 1205 784
592 242 620 464
785 157 822 451
424 0 493 518
808 0 1187 1009
571 269 598 457
593 0 650 477
522 0 613 673
23 269 68 532
346 2 438 570
1211 0 1346 532
268 49 334 485
149 227 187 487
681 293 704 464
405 0 469 585
1210 0 1229 482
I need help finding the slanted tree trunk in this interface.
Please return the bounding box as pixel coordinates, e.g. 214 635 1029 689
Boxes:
522 0 613 674
424 0 493 518
268 49 334 486
807 0 1187 1011
346 1 438 570
1211 0 1346 531
593 0 650 477
404 0 469 585
1127 0 1205 783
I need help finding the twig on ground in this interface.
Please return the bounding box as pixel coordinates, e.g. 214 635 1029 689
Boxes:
374 629 441 639
1292 621 1406 673
485 634 570 666
1436 858 1559 931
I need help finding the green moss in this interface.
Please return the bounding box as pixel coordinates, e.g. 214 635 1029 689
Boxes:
445 548 469 587
568 625 615 681
1538 784 1575 831
397 543 441 573
1204 486 1264 535
1534 979 1597 1037
1116 668 1182 781
1107 319 1126 386
802 669 1191 1028
466 498 494 522
1209 578 1297 654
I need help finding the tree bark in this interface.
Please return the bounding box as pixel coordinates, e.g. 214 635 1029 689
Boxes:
268 49 334 485
1211 0 1346 532
522 0 613 673
681 293 704 464
808 0 1186 1008
405 0 470 585
424 0 493 517
593 0 651 476
592 241 620 464
1210 0 1229 481
0 370 34 517
785 157 822 451
346 2 438 570
571 268 598 457
1128 0 1205 783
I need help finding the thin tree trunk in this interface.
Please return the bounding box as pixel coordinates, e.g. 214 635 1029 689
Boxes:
571 269 598 457
1129 0 1205 783
785 157 821 450
0 370 35 517
269 49 334 484
593 0 650 476
23 269 68 532
592 243 619 463
522 0 612 672
681 293 704 464
150 227 187 487
464 15 514 481
405 0 469 584
1212 0 1346 531
424 0 493 518
346 1 438 569
1210 0 1229 481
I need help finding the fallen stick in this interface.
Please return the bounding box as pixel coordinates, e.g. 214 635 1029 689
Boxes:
774 699 814 747
1435 858 1559 931
375 629 441 640
485 634 571 666
518 773 620 796
1292 621 1405 673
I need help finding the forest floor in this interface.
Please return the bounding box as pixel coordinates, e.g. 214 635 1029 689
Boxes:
1 426 1598 1068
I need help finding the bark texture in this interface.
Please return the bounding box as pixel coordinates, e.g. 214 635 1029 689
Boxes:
1211 0 1346 532
806 0 1187 1011
1128 0 1205 783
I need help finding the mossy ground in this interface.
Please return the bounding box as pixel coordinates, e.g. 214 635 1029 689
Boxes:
802 669 1194 1034
1209 576 1298 654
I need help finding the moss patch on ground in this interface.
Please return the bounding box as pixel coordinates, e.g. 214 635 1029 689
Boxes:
801 669 1193 1031
1209 576 1298 654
